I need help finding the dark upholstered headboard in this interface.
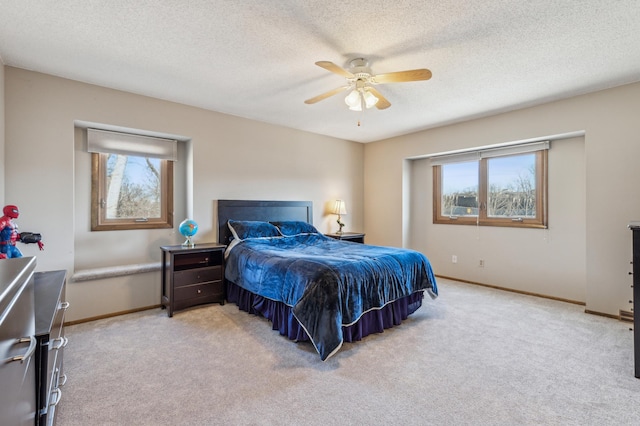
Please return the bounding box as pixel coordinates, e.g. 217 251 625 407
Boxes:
217 200 313 245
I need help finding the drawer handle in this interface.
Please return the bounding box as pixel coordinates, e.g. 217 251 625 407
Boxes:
197 289 202 294
59 301 70 310
49 388 62 407
52 336 68 350
58 374 68 387
9 336 37 363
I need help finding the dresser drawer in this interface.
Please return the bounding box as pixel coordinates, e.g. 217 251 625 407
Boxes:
173 266 222 287
46 349 60 405
174 281 224 303
50 300 67 342
34 270 67 426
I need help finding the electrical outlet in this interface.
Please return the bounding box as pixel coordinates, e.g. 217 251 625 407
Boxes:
479 259 485 267
452 255 457 263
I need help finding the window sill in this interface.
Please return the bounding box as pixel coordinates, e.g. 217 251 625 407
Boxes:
71 262 161 282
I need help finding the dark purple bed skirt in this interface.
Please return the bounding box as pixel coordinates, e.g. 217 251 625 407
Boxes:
226 280 424 343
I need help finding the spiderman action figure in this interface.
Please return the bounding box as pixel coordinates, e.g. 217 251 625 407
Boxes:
0 205 44 259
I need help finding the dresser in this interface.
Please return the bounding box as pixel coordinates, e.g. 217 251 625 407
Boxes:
0 257 38 425
34 270 68 425
629 223 640 378
161 243 226 317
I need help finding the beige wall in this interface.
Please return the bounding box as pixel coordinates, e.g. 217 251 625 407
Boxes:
408 137 585 303
5 67 363 322
364 82 640 316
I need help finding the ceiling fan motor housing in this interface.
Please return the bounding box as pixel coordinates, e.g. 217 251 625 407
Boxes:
348 58 372 79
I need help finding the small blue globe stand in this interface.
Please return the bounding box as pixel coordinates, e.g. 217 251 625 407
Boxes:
182 235 194 247
179 219 198 248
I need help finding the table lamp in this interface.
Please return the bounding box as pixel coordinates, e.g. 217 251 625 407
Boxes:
333 200 347 234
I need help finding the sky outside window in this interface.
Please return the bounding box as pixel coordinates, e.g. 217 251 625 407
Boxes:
442 161 478 194
487 154 535 190
442 154 534 194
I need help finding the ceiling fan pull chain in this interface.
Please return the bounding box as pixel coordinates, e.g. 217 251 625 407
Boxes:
358 92 365 126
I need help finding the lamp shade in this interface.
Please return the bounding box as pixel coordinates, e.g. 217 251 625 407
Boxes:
345 88 379 112
344 90 360 109
362 90 378 108
333 200 347 215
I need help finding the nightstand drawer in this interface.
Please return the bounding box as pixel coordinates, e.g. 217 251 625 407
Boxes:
174 281 224 302
174 266 222 287
174 251 223 269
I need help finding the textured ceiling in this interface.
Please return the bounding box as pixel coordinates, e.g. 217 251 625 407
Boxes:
1 1 640 143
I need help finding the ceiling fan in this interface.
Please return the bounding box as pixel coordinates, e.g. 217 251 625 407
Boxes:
304 58 432 111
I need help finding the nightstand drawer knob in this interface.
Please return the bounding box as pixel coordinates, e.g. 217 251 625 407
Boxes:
197 289 202 294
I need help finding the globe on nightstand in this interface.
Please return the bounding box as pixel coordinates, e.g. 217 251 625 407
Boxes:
179 219 198 247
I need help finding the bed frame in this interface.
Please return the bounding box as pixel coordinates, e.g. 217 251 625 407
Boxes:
217 199 313 245
216 199 424 359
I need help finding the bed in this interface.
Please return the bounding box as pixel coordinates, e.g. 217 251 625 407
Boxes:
217 199 438 360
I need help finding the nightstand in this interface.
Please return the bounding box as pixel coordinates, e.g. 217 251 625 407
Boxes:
160 243 226 317
325 232 365 244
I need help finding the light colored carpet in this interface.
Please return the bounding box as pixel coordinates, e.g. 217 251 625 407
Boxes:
56 278 640 425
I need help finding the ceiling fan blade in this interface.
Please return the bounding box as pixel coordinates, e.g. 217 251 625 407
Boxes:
304 85 351 104
367 87 391 110
373 68 432 84
315 61 355 78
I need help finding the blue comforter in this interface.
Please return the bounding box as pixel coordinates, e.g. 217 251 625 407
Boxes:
225 233 438 360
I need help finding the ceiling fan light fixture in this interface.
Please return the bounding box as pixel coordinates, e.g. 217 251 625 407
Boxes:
344 89 360 109
345 88 378 111
362 90 378 109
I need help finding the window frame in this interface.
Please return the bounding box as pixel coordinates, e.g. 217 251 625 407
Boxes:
433 150 548 229
91 152 174 231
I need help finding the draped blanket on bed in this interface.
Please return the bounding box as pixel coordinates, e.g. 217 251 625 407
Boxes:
224 233 438 360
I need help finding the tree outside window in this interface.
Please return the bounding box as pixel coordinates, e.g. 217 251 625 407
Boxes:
92 153 173 231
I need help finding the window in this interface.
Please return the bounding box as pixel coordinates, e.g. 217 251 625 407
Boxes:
89 129 175 231
432 142 548 229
